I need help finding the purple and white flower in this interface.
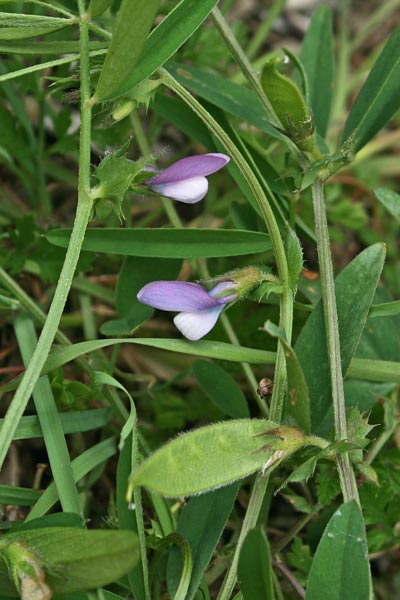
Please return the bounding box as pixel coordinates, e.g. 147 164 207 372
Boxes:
143 153 230 204
137 280 238 341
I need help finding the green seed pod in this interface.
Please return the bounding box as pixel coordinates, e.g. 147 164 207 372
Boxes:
261 58 321 157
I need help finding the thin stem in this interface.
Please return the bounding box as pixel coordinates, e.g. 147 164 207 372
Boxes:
0 4 94 470
216 473 270 600
311 178 359 504
210 7 309 170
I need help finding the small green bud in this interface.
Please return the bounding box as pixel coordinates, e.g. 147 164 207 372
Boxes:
261 57 321 157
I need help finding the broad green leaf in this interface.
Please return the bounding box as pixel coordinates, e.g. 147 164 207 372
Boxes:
101 256 181 335
109 0 220 99
374 188 400 222
295 244 386 435
94 0 159 101
167 485 239 600
264 321 311 434
193 360 249 418
0 13 71 40
43 340 276 375
0 528 139 595
47 228 272 258
167 63 284 140
0 408 112 439
306 502 370 600
300 6 334 137
341 26 400 151
128 419 304 497
238 529 274 600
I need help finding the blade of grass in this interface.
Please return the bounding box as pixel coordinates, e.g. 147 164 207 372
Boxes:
14 313 81 515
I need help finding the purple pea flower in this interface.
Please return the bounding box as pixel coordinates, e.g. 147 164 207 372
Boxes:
137 280 238 341
143 153 230 204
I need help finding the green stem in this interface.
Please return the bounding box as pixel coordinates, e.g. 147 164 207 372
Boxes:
311 178 359 504
0 3 93 470
216 473 270 600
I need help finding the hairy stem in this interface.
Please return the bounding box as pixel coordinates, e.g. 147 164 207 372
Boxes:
311 178 359 504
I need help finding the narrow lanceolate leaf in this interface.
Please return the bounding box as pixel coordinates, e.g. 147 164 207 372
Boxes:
286 227 304 292
128 420 305 497
0 13 72 40
94 0 159 101
0 528 139 595
341 26 400 151
264 321 311 434
109 0 220 99
295 244 386 435
238 529 274 600
47 228 272 258
306 502 370 600
300 6 334 137
167 63 284 140
374 188 400 222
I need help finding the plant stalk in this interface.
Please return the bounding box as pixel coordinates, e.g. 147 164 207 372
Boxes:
311 177 359 504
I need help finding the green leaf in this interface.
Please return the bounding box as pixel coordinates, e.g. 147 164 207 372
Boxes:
374 188 400 222
109 0 220 99
94 0 159 101
295 244 386 435
167 485 238 600
299 6 334 137
101 256 181 335
128 420 305 497
0 528 139 595
193 360 249 418
47 228 272 258
43 339 276 376
167 63 284 140
369 300 400 319
341 26 400 151
0 13 71 40
306 502 370 600
238 529 274 600
264 321 311 434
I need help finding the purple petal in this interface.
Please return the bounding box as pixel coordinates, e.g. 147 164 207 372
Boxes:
150 176 208 204
137 281 219 312
173 305 224 341
209 281 238 304
147 153 230 185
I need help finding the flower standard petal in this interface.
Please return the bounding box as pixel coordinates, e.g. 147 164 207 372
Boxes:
173 305 225 341
150 176 208 204
146 153 230 185
137 281 220 312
